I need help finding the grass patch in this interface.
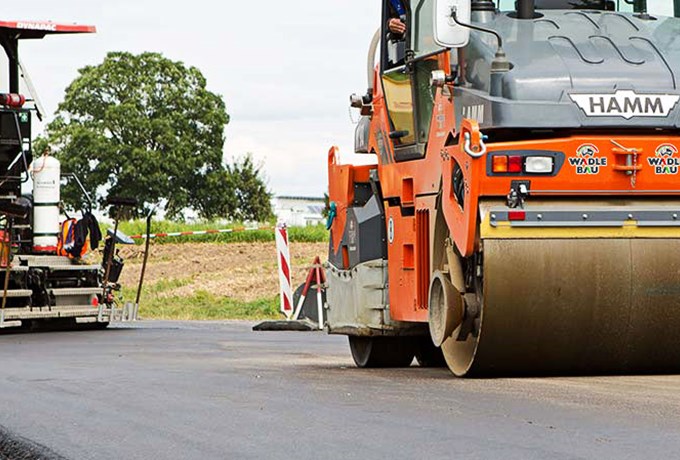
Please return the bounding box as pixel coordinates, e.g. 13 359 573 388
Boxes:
121 277 191 298
138 290 281 321
143 277 192 294
109 220 328 244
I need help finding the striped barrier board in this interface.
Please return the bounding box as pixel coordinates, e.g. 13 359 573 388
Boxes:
275 224 294 319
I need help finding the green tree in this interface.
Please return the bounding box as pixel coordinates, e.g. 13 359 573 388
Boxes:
191 154 273 222
227 155 273 222
45 51 271 221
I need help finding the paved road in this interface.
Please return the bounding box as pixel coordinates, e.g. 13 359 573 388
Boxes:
0 321 679 459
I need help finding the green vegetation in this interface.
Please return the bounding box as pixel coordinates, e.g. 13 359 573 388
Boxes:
122 282 280 320
113 220 329 244
140 293 279 321
134 277 192 294
42 51 272 221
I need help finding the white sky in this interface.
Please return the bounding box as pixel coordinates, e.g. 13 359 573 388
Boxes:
7 1 676 198
11 0 382 199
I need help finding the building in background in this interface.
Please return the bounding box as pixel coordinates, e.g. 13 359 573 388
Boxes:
272 196 325 227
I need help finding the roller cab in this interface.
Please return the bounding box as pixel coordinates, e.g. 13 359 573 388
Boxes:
326 0 680 375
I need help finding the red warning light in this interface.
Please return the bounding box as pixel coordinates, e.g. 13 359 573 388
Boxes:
508 156 523 173
0 94 26 108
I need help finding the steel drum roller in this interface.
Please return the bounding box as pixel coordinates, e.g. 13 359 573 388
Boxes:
442 238 680 376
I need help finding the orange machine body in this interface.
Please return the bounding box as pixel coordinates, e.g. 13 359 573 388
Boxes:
328 49 680 325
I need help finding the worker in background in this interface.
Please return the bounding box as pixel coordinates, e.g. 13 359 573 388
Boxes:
388 0 408 36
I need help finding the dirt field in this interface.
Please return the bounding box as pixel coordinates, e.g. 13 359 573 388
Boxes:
118 242 328 304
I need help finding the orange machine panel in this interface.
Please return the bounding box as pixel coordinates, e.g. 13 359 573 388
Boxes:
385 205 418 322
477 136 680 195
441 131 680 257
327 147 374 256
441 120 484 257
386 195 437 323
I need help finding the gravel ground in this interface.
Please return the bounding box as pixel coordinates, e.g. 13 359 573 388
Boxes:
118 242 327 301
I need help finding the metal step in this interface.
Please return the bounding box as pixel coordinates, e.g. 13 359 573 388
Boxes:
15 256 101 272
0 264 27 272
17 255 74 266
0 289 32 298
3 256 101 274
50 287 101 297
0 306 108 320
48 265 101 272
0 320 21 328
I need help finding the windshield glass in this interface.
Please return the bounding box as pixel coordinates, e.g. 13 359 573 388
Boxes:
410 0 438 57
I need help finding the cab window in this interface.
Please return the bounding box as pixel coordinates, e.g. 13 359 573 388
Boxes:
380 0 447 161
382 69 417 147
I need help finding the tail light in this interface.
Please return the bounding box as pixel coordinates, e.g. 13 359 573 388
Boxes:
492 155 523 173
508 156 522 173
492 156 508 173
490 154 555 175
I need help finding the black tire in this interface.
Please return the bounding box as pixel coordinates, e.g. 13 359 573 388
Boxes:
348 336 415 368
414 337 447 367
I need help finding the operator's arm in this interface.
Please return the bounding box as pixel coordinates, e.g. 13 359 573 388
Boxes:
387 0 407 37
388 18 406 35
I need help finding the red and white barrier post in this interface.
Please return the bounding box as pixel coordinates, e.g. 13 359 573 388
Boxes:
275 224 294 319
314 258 325 330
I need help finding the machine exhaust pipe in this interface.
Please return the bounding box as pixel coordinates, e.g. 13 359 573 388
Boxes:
516 0 535 19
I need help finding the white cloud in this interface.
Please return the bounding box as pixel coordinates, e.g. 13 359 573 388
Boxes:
225 117 375 198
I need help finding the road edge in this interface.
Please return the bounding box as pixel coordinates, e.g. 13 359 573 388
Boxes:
0 425 66 460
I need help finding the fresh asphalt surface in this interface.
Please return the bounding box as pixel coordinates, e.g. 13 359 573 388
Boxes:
0 322 679 459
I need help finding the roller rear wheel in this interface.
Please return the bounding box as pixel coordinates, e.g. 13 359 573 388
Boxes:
348 336 415 368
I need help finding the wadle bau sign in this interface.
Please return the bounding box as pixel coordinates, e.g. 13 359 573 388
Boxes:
570 90 680 119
